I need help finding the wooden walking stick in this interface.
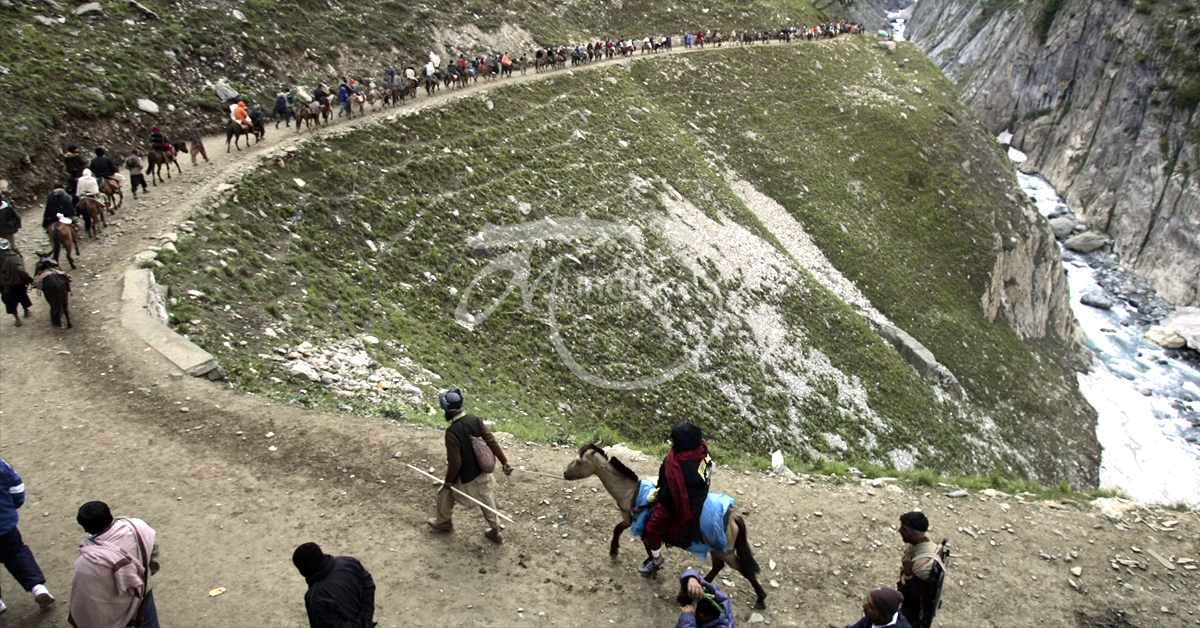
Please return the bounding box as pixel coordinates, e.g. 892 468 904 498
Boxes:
405 463 515 523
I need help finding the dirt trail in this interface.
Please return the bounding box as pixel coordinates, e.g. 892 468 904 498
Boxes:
1 39 1198 628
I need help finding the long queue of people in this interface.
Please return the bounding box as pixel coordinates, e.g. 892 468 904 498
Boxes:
1 389 947 628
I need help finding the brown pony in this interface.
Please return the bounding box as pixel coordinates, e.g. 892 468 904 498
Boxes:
563 443 767 608
75 197 106 238
295 102 322 132
423 75 439 96
147 143 184 184
347 92 365 118
47 219 79 268
98 178 123 209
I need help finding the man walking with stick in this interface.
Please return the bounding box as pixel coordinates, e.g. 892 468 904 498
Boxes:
426 388 513 544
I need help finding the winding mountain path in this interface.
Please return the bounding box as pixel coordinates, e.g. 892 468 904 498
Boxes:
0 37 1195 628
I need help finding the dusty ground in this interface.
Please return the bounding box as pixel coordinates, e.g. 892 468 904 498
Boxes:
1 40 1198 628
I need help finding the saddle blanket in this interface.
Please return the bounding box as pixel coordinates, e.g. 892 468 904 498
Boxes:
628 479 735 561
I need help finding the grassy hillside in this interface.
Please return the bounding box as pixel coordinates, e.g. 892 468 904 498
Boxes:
0 0 821 189
153 38 1098 485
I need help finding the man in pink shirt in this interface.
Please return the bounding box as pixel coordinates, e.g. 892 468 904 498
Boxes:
68 502 159 628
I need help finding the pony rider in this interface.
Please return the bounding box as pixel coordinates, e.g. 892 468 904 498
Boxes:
639 422 712 575
231 101 251 132
149 127 175 159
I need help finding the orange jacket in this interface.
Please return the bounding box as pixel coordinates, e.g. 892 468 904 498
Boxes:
233 104 248 123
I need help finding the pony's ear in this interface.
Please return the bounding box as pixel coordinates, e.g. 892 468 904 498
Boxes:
594 440 603 448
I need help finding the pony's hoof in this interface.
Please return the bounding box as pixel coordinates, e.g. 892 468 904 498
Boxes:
754 600 767 610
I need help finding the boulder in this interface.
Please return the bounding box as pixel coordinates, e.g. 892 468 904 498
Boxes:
294 87 313 103
877 40 897 54
136 98 159 113
1144 326 1187 349
1007 146 1028 163
1048 216 1076 239
231 9 247 22
289 359 322 382
43 0 64 9
770 450 797 479
79 85 106 100
877 323 964 396
1079 293 1113 310
996 130 1013 145
74 2 102 15
34 15 58 26
1064 231 1110 253
214 82 239 101
134 250 157 263
128 1 161 20
1162 306 1200 350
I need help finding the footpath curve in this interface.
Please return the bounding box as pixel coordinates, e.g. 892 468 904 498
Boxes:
0 36 1196 628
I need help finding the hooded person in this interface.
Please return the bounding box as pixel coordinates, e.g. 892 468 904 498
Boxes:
291 543 375 628
76 169 100 199
639 422 712 574
844 587 911 628
232 101 251 130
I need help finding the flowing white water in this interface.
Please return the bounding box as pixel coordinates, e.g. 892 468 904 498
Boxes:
1015 170 1200 506
888 2 916 41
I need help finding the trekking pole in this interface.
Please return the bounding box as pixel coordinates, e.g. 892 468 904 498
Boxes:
404 463 515 523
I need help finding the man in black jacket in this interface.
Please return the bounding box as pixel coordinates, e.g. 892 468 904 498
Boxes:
88 148 119 183
291 543 375 628
42 186 75 231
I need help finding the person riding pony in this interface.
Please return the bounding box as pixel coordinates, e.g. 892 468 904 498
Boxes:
639 422 712 575
149 127 175 159
231 101 251 131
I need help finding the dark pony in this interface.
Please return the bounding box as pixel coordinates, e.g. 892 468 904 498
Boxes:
34 253 71 328
147 142 186 184
226 111 265 151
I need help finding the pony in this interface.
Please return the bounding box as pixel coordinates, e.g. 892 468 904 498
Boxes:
46 218 79 269
348 92 366 118
75 197 106 238
34 253 71 328
147 143 185 185
563 443 768 608
226 115 265 152
98 177 122 209
423 74 439 96
295 102 322 132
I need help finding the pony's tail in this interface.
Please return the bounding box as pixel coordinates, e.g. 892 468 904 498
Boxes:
50 298 63 328
50 224 62 254
733 514 760 577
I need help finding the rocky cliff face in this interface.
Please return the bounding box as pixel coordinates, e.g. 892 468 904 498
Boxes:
907 0 1200 307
